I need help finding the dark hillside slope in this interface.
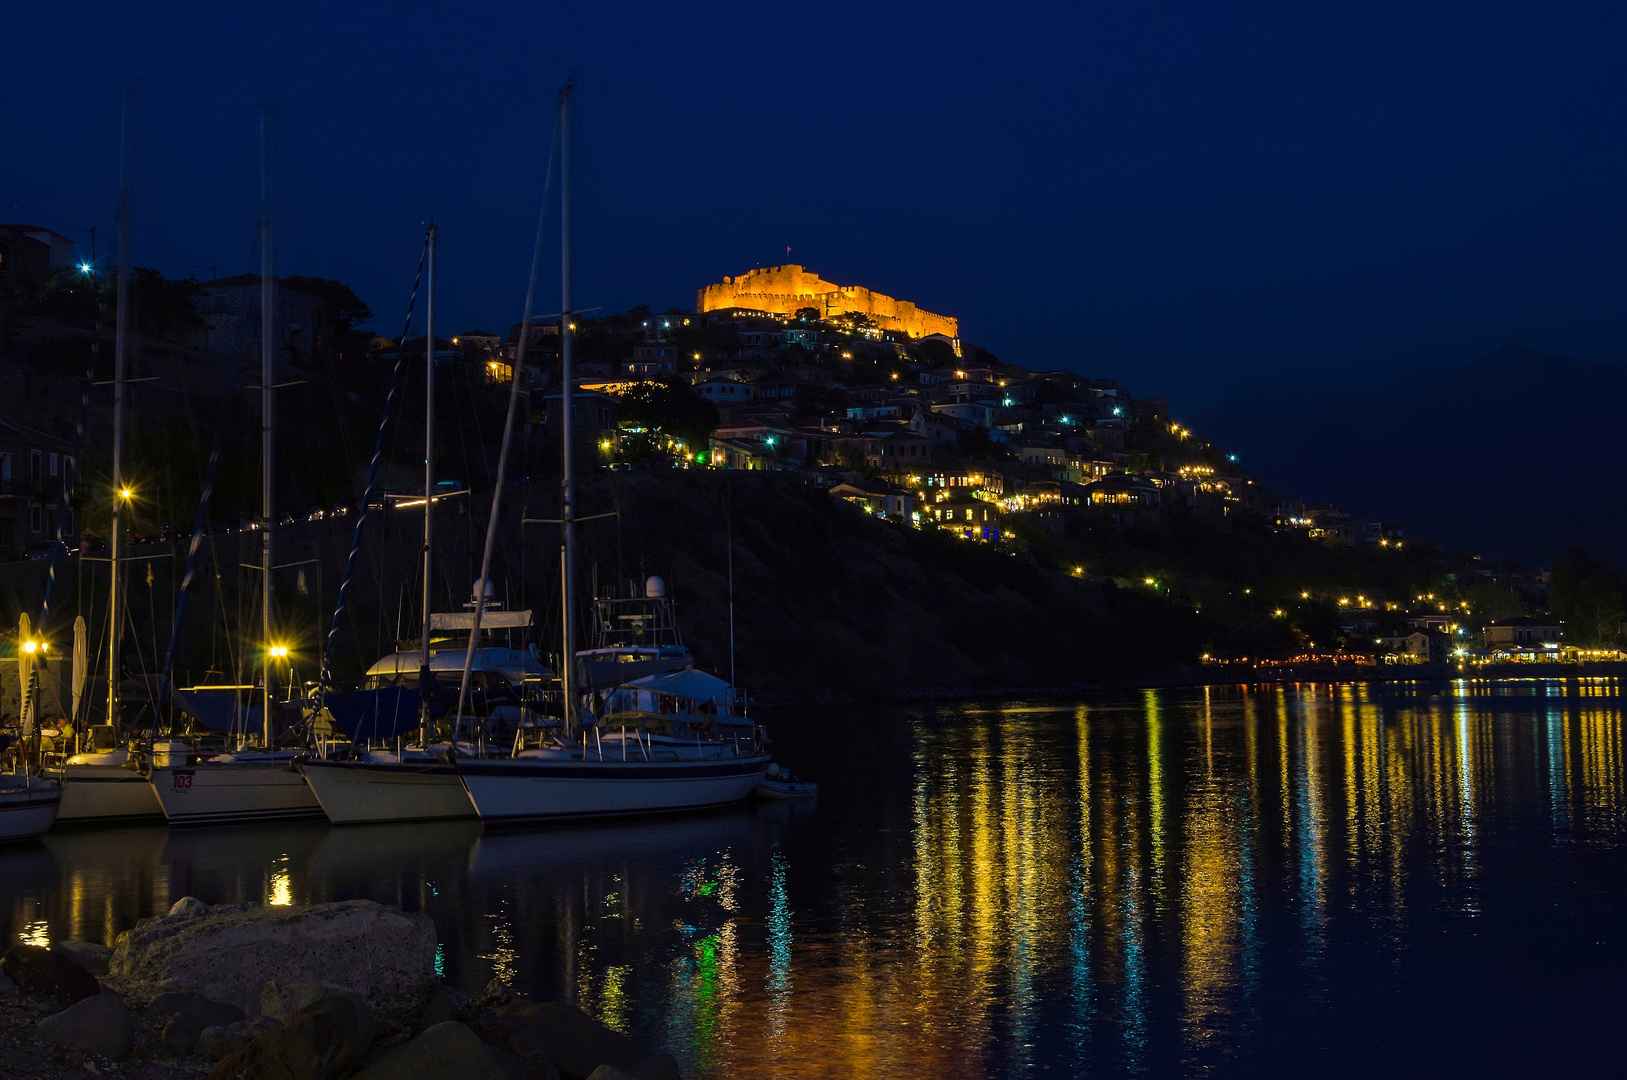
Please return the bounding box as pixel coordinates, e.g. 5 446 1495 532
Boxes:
1188 348 1627 565
0 472 1210 716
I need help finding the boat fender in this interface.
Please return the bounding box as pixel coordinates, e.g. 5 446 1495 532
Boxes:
767 762 781 779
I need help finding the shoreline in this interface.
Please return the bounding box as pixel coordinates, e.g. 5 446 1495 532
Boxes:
759 660 1627 710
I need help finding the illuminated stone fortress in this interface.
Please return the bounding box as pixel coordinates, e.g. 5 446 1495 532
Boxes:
697 265 958 339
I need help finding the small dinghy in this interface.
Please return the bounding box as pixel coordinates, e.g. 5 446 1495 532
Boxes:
756 763 818 800
0 773 63 842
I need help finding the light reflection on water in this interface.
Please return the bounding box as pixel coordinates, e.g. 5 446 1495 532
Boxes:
4 682 1627 1077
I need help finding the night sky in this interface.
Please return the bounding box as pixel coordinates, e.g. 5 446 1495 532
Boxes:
6 1 1625 411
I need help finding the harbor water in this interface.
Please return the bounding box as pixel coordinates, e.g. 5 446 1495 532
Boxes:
4 682 1626 1077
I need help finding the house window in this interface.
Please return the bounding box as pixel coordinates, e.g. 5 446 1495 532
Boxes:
29 504 42 533
0 519 11 547
48 453 58 476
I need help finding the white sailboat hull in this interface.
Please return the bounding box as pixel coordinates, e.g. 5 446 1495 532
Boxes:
149 762 323 826
0 778 62 841
299 759 475 824
55 766 165 823
458 754 770 822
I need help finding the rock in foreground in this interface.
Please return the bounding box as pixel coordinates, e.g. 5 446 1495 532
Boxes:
354 1020 526 1080
38 991 132 1061
108 899 437 1018
1 944 101 1002
207 995 369 1080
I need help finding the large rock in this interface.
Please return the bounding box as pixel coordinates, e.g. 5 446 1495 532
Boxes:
197 1016 281 1062
1 944 101 1002
0 973 16 1000
170 896 210 917
206 995 370 1080
469 1009 560 1080
623 1052 682 1080
152 991 246 1056
55 939 113 976
38 991 132 1062
480 999 646 1080
352 1020 525 1080
108 899 436 1017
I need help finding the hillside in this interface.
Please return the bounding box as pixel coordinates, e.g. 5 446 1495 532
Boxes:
1187 348 1627 565
0 471 1219 719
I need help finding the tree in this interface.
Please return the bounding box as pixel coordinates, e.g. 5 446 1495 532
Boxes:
281 276 373 333
1549 547 1626 646
612 378 719 456
914 338 956 369
795 307 821 322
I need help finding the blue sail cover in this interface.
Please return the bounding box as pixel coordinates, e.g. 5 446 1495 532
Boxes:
325 686 419 742
172 689 262 734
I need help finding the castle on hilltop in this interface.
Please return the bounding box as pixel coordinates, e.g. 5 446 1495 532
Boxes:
696 265 957 339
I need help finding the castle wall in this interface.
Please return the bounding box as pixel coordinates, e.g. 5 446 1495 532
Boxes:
697 265 957 339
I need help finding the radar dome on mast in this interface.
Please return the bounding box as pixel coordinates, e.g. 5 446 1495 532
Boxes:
645 576 666 598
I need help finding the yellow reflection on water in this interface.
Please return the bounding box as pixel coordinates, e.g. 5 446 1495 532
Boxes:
19 919 50 947
267 856 293 907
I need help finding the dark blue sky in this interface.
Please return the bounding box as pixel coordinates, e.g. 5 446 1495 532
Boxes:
6 1 1626 410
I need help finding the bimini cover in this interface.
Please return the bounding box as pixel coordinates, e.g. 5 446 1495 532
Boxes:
626 668 733 703
365 648 551 681
429 610 533 631
324 686 419 742
172 689 262 734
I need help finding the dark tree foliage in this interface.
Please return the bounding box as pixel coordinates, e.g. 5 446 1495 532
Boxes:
282 276 373 332
613 378 719 454
129 268 203 342
956 426 1012 461
913 337 957 368
1549 547 1626 645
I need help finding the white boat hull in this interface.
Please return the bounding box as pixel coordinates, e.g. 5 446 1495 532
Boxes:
458 754 770 822
0 778 62 841
55 766 165 823
300 759 475 824
149 762 323 826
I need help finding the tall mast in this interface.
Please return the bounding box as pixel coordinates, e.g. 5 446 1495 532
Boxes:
259 107 276 749
558 82 576 728
422 224 436 665
107 91 132 732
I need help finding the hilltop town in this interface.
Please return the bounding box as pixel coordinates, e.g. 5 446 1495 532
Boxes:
0 235 1617 679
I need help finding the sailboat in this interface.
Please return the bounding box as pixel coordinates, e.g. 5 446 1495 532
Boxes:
452 82 770 823
146 110 322 825
300 224 553 824
53 96 165 825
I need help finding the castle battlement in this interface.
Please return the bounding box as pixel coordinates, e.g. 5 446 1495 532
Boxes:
696 265 957 339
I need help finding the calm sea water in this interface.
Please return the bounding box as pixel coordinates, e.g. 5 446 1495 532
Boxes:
5 683 1627 1078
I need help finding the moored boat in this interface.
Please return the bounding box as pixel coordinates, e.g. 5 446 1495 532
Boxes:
54 748 165 823
0 773 63 842
755 764 818 800
300 750 473 825
149 752 323 826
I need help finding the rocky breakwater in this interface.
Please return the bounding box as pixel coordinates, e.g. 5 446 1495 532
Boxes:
0 896 685 1080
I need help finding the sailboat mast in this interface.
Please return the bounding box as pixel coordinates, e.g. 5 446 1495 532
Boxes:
259 107 276 749
558 82 576 727
422 223 436 674
107 91 132 732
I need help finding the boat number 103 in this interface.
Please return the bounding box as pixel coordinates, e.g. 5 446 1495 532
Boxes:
171 772 194 792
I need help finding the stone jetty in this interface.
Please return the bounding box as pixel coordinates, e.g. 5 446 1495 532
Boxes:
0 898 684 1080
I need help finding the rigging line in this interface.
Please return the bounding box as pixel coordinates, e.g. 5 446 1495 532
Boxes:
454 110 561 729
157 349 239 730
317 229 432 702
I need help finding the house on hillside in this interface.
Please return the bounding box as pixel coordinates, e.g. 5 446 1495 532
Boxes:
709 437 777 471
931 493 1001 542
1484 617 1561 648
830 480 916 521
0 420 75 559
196 275 326 364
